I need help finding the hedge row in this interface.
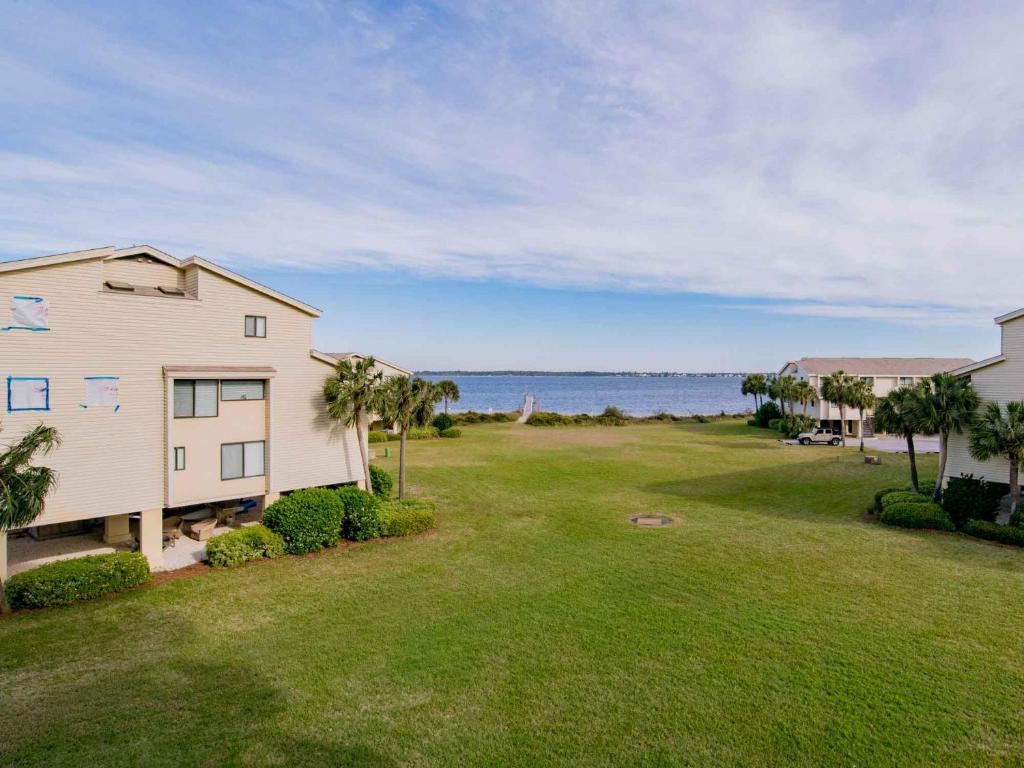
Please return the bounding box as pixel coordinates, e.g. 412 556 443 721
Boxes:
206 525 285 567
880 502 955 531
380 499 436 537
963 520 1024 547
5 552 151 609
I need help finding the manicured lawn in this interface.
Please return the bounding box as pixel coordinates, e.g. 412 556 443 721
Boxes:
2 421 1022 766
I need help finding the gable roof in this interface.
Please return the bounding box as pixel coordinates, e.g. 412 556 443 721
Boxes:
322 351 413 376
784 357 974 376
0 244 320 316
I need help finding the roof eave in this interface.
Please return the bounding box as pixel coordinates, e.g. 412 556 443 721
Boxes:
951 355 1005 376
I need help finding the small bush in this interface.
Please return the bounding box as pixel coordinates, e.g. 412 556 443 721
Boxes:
767 418 783 431
206 525 285 568
380 499 436 537
451 411 516 424
746 418 758 427
942 474 1003 528
6 552 150 609
385 432 401 441
336 485 383 541
406 427 440 440
753 401 783 428
439 427 462 438
880 502 955 531
367 431 389 444
264 488 344 554
1009 504 1023 528
693 414 709 424
778 414 817 438
431 413 454 432
963 519 1024 547
881 491 932 509
873 486 908 514
526 411 571 426
368 464 393 499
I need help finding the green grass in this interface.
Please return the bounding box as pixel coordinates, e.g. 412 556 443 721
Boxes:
2 420 1022 766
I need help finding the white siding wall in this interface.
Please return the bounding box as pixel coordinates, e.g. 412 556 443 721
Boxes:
0 256 363 525
945 317 1024 484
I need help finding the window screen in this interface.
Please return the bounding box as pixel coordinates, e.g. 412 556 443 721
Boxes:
173 380 194 417
174 379 218 417
245 315 266 337
221 380 265 401
195 380 218 416
244 441 265 477
221 440 265 480
221 443 244 480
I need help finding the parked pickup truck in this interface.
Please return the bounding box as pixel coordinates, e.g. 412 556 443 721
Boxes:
796 428 842 446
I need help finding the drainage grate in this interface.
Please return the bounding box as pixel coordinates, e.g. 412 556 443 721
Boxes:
630 515 673 527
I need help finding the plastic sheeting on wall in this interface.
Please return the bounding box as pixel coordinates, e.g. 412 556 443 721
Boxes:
82 376 120 410
2 296 49 331
7 377 49 411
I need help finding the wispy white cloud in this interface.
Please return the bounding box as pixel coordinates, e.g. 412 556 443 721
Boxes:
1 1 1023 323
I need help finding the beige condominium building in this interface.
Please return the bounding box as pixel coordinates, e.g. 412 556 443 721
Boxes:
0 244 406 576
943 307 1024 489
778 357 973 437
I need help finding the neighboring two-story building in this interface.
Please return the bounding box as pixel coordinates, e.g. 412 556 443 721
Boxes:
0 244 397 576
778 357 973 437
944 308 1024 491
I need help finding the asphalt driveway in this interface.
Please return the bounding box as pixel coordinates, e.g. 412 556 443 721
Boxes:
782 436 939 454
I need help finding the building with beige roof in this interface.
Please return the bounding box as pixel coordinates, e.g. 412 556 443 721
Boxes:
0 244 405 577
779 357 973 437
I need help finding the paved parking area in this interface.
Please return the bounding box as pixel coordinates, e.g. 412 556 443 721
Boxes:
782 436 939 453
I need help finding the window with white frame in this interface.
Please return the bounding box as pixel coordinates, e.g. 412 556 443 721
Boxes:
899 376 914 387
173 379 218 418
174 446 186 471
221 380 265 401
244 315 266 338
221 440 265 480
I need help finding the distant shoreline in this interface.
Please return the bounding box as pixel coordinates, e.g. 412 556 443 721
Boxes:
417 371 752 377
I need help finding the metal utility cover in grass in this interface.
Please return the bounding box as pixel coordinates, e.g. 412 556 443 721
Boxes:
630 515 673 527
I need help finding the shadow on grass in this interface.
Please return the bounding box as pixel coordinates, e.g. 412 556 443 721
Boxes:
1 621 398 768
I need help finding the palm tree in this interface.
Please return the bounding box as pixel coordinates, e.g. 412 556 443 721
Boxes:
793 380 816 415
874 387 924 492
914 373 980 502
767 376 787 417
968 401 1024 517
820 371 859 447
375 376 433 499
413 381 442 427
0 421 61 613
741 374 767 410
435 380 461 415
323 357 383 495
849 379 877 453
772 375 797 417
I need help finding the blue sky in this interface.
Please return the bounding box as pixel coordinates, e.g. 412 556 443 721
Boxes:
1 1 1020 370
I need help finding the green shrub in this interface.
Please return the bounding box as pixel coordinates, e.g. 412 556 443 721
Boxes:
368 464 393 499
367 431 389 444
406 427 440 440
753 401 783 427
385 432 401 441
693 414 709 424
963 519 1024 547
431 413 454 432
880 502 955 531
767 418 783 431
526 411 571 426
336 485 383 541
1010 504 1023 528
206 525 285 568
942 474 1003 528
873 486 908 514
264 488 344 554
451 410 516 424
778 414 817 438
6 552 150 609
439 427 462 438
881 490 932 509
746 418 758 427
380 499 436 537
